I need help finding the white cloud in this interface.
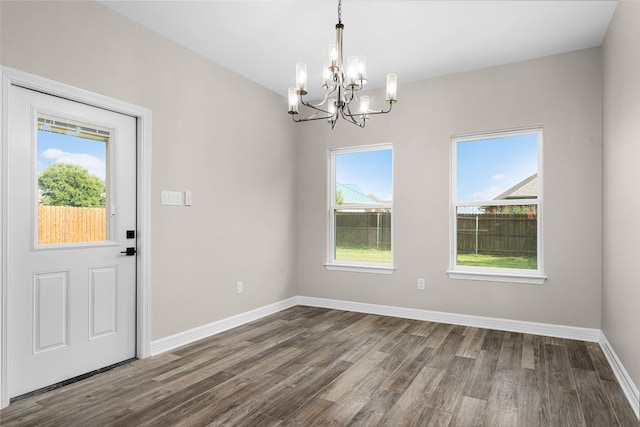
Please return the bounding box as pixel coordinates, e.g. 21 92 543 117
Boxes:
492 173 507 180
42 148 105 180
472 186 502 200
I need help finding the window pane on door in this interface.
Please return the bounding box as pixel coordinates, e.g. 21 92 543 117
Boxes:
36 115 110 245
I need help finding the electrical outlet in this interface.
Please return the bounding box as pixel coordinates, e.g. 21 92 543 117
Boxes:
236 281 243 294
417 278 425 290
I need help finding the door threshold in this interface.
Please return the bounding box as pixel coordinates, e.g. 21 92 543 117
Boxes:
10 357 137 404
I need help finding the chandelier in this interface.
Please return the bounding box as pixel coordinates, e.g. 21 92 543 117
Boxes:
287 0 397 129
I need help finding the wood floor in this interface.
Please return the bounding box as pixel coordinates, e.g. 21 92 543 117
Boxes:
0 306 637 426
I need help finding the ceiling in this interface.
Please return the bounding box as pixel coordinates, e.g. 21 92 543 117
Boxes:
99 1 617 100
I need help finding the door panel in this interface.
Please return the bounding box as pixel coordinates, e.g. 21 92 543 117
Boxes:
7 85 137 398
33 271 69 353
89 266 118 339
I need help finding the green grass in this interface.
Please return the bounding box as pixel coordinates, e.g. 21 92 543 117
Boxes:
334 248 535 269
336 247 392 263
457 253 537 269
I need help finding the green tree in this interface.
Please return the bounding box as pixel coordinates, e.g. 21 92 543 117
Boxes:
38 163 105 207
336 189 344 205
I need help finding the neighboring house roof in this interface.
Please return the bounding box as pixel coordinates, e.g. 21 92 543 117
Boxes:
337 183 377 204
366 193 390 203
494 174 538 200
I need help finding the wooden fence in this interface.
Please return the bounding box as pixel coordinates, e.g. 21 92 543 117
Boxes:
457 213 536 256
38 205 106 244
335 211 391 250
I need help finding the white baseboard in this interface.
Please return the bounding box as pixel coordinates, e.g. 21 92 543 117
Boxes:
149 295 638 420
297 296 602 342
599 333 640 419
151 295 602 355
150 297 298 355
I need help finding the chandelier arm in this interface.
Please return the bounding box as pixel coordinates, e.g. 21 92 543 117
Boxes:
344 87 356 103
292 112 336 123
343 99 357 118
300 97 333 115
368 102 394 115
339 110 365 128
306 111 322 120
340 104 366 128
342 84 364 94
309 96 329 109
342 101 394 119
339 89 357 115
306 86 337 109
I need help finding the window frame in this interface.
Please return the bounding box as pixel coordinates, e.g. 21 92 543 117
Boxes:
34 112 114 249
448 128 546 284
325 143 394 274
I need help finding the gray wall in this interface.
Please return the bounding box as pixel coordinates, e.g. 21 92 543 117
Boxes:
296 48 603 329
0 1 298 339
602 0 640 390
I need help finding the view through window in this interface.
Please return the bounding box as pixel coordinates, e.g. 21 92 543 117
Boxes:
453 129 541 272
330 145 393 266
37 115 110 245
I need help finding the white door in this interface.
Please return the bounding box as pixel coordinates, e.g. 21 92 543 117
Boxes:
7 85 137 399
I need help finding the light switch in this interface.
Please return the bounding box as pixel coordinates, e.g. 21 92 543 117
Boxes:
185 190 192 206
161 190 183 206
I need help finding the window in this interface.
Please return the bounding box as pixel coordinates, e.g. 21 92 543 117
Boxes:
36 115 111 246
327 144 393 273
449 129 545 284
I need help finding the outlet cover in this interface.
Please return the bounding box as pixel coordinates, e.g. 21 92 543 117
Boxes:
418 278 425 290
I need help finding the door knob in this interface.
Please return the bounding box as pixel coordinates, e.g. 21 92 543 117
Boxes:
120 247 136 256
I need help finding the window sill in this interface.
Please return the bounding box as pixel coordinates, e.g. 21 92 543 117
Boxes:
447 270 546 285
325 263 395 275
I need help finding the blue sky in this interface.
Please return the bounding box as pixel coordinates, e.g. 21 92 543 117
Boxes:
456 133 538 202
336 148 392 201
335 134 537 204
37 130 107 181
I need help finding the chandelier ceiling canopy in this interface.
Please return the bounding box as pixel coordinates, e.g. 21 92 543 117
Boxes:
287 0 397 129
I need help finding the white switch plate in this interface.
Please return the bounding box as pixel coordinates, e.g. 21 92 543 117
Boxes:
417 278 425 290
185 190 192 206
236 281 243 294
161 190 183 206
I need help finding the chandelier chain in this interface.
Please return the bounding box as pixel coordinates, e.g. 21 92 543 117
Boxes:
338 0 342 24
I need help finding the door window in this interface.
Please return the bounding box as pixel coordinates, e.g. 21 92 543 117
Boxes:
36 115 111 245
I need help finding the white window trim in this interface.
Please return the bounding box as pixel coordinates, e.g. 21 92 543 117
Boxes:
325 263 395 275
326 144 394 274
447 269 546 285
448 128 546 284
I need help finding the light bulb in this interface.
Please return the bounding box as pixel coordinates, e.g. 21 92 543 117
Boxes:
346 56 359 88
386 73 397 103
288 87 299 114
324 66 331 87
358 55 367 84
296 63 307 94
360 96 370 115
329 41 338 68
